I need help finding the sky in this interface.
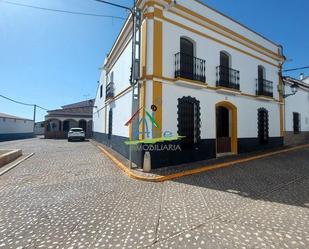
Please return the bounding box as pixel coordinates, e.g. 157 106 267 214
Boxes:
0 0 308 121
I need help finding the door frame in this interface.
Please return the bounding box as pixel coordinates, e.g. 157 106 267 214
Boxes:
215 101 238 155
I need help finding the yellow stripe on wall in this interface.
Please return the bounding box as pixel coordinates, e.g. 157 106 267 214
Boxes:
152 13 163 137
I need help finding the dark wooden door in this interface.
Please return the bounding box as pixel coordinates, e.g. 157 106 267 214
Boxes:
258 65 264 92
216 106 231 153
180 38 194 79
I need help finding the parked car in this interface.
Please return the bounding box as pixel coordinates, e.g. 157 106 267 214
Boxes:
68 128 85 142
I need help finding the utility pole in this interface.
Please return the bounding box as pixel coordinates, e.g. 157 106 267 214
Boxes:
33 104 37 132
95 0 142 169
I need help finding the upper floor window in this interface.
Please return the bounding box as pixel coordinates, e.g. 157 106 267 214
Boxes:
256 65 273 97
100 85 103 98
216 51 239 90
110 71 114 83
175 37 205 83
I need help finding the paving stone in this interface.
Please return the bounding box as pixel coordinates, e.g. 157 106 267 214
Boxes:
0 138 308 248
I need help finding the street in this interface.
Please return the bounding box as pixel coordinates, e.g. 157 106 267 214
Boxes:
0 138 308 249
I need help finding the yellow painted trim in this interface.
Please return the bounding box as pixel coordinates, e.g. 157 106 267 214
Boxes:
215 101 238 154
139 19 148 140
279 65 285 137
161 16 279 68
105 0 282 73
174 77 208 86
215 86 241 93
97 143 309 182
152 11 163 137
163 0 282 60
142 75 281 103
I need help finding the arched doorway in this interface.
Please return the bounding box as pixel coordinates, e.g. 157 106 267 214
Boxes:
63 119 78 133
78 120 87 132
180 37 194 79
216 101 238 155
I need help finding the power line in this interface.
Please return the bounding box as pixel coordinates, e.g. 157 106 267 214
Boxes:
283 66 309 72
0 94 35 107
0 0 126 20
0 94 48 111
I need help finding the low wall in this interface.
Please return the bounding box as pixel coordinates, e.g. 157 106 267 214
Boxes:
0 149 22 167
0 133 34 142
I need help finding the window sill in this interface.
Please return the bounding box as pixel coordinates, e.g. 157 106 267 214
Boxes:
174 77 208 89
215 87 241 95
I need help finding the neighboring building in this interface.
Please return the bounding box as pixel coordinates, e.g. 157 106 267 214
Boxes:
45 99 94 139
283 75 309 145
34 121 45 135
93 0 285 169
0 113 34 142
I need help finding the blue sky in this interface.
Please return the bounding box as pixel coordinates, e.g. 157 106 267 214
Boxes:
0 0 308 121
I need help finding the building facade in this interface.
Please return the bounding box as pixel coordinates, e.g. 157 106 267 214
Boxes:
283 76 309 145
45 100 94 139
93 0 285 169
0 113 34 142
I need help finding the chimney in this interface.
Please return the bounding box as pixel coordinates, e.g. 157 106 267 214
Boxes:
300 73 304 81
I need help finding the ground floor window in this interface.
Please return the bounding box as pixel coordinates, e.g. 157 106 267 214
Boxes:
258 108 269 144
293 112 301 134
177 96 201 147
108 109 113 139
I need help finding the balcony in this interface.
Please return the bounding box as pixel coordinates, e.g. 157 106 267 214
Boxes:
106 82 114 100
175 52 206 83
256 79 273 98
216 66 240 90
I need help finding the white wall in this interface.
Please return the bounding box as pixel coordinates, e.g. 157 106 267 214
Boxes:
162 11 280 100
176 0 279 52
93 40 133 138
162 83 281 139
285 86 309 132
0 118 34 134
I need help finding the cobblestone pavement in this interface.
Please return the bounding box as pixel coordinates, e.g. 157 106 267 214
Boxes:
0 138 308 249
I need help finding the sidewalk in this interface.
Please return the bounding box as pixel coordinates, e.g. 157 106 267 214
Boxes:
91 139 309 182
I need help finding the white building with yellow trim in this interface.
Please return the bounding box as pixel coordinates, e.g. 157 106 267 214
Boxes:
93 0 285 169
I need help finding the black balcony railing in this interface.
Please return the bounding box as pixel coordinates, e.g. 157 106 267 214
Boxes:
175 52 206 83
216 65 240 90
106 82 114 99
256 79 273 97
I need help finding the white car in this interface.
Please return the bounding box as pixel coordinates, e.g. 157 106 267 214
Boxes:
68 128 85 142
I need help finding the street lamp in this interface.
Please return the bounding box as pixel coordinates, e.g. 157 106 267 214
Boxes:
281 83 299 98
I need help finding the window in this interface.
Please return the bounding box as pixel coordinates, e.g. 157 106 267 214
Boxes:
258 108 269 144
108 109 113 139
110 71 114 83
177 97 201 147
258 65 265 82
293 112 301 134
100 85 103 98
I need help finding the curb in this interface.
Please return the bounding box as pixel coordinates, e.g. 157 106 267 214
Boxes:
97 144 309 182
0 149 22 168
0 153 35 176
